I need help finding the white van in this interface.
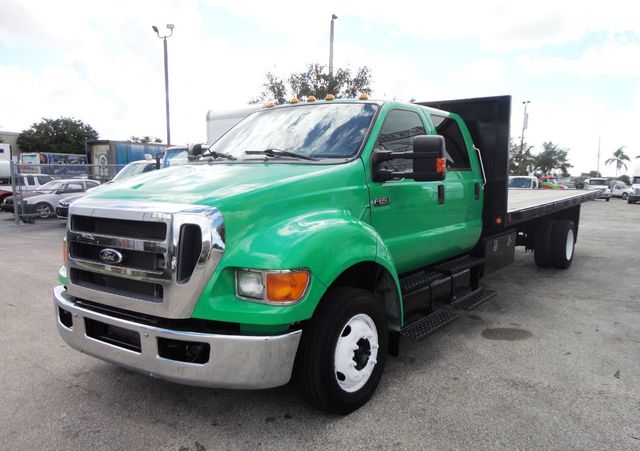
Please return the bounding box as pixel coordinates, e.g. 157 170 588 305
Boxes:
508 176 540 189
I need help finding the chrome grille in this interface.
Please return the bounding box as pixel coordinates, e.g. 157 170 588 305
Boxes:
65 199 225 319
635 188 640 195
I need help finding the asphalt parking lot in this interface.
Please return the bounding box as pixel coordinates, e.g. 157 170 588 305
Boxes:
0 200 638 450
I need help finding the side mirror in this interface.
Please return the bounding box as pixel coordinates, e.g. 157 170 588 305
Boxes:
372 135 446 182
189 144 204 158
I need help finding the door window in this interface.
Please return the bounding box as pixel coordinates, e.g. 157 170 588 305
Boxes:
430 115 471 170
376 109 426 172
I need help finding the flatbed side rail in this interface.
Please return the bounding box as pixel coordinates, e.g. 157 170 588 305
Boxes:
506 190 598 226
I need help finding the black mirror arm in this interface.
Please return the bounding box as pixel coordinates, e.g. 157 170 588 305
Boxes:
375 169 445 182
373 150 442 164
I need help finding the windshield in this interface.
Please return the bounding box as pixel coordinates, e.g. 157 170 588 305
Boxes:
36 181 64 192
113 162 155 182
208 103 378 160
589 179 607 186
509 177 534 188
633 176 640 185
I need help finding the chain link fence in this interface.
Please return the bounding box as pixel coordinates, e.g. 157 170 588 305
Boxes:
2 162 128 225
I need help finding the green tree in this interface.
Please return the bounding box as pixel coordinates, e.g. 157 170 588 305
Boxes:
617 174 631 185
605 146 630 176
508 138 534 175
251 63 372 104
533 141 573 176
130 136 162 143
17 117 99 154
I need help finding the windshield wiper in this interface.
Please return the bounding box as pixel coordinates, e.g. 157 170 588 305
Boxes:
245 148 317 161
198 149 237 161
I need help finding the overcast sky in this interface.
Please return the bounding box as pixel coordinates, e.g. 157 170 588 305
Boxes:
1 0 639 176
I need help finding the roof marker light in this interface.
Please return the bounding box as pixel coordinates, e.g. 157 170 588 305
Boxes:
325 94 335 101
307 95 316 102
289 97 299 104
265 100 276 108
358 93 369 100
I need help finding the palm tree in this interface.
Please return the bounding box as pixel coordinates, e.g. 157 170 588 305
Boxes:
605 146 630 176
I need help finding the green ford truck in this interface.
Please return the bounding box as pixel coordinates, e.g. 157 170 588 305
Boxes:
54 96 597 414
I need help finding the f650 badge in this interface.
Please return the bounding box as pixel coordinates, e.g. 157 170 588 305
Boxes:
99 248 123 264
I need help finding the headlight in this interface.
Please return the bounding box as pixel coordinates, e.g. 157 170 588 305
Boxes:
236 270 265 299
236 269 310 305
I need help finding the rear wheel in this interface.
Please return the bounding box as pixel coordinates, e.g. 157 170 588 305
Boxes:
296 287 388 414
622 193 628 200
550 220 575 269
534 220 556 268
605 197 610 202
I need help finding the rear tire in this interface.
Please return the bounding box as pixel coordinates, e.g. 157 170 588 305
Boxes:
622 193 628 200
296 287 388 414
550 220 575 269
534 220 555 268
605 197 610 202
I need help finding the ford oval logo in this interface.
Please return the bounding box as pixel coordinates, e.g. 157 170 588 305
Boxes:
99 248 123 264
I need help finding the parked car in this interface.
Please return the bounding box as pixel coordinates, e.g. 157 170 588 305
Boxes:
0 174 53 206
508 176 540 189
584 178 612 200
610 181 632 200
2 179 100 218
56 160 158 219
110 159 157 181
56 192 87 219
540 176 567 190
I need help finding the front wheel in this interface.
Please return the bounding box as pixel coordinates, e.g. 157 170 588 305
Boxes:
296 287 388 414
34 202 53 219
605 197 610 202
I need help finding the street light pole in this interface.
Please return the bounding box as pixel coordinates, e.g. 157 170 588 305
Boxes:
329 14 337 77
152 24 174 145
520 100 530 157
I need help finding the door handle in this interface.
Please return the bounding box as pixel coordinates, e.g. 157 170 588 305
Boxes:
474 182 480 200
437 185 445 205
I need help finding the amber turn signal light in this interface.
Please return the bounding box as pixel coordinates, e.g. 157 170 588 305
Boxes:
266 271 310 303
62 241 68 266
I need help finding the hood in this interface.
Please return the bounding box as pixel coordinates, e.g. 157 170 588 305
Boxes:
81 162 362 209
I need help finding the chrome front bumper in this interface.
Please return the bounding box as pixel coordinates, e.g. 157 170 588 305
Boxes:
53 286 301 389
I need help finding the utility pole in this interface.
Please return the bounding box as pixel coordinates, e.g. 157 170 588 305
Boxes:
329 14 337 77
519 100 530 157
152 24 174 145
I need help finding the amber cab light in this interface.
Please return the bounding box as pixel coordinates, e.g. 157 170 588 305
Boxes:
266 271 310 303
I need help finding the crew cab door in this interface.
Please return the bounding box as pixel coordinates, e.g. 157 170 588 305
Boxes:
427 113 483 247
368 108 453 273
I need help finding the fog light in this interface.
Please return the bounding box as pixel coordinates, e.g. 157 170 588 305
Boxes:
236 270 264 299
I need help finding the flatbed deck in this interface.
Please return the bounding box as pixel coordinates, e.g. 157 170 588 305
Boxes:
505 189 598 226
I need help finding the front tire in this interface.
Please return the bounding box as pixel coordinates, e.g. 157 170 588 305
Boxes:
34 202 53 219
296 287 388 414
